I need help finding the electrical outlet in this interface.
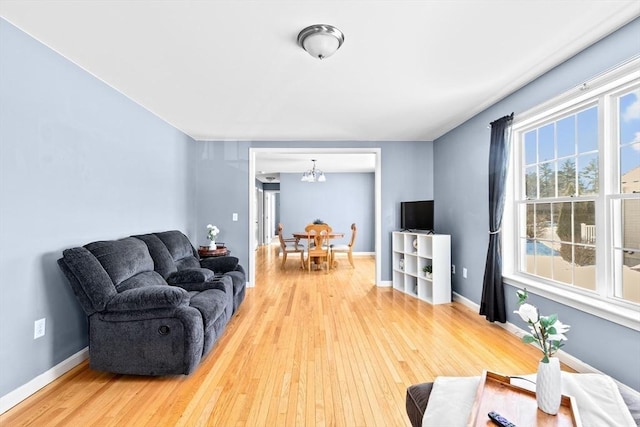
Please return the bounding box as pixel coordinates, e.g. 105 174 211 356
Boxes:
452 264 456 275
232 213 238 221
34 318 46 339
463 267 468 279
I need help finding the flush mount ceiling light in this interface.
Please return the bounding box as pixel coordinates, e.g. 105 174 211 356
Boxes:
297 24 345 60
301 159 326 182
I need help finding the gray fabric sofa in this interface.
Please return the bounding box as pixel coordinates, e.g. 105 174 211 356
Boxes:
57 231 245 376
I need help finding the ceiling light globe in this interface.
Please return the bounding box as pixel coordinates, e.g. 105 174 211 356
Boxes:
297 24 344 60
303 33 340 59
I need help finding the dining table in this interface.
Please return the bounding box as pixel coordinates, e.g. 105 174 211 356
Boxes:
292 231 345 269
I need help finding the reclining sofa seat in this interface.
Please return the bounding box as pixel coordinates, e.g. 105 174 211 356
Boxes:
57 236 233 376
136 230 246 313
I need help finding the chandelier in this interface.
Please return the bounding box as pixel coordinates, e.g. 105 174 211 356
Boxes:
301 159 326 182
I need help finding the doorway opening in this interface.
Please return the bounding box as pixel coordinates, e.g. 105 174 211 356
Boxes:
248 147 382 287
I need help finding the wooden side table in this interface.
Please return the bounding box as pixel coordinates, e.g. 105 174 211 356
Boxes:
198 246 231 258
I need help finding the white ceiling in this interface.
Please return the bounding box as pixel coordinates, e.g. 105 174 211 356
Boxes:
2 1 639 145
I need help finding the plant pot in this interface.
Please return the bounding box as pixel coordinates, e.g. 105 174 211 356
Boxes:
209 240 216 249
536 357 562 415
424 272 432 280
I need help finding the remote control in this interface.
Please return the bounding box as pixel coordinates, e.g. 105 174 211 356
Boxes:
488 411 516 427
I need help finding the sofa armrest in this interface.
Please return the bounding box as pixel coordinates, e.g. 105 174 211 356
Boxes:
105 286 189 312
200 256 239 274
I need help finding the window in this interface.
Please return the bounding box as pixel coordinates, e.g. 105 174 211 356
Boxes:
504 58 640 328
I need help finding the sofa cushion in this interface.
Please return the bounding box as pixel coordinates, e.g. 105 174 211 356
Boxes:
132 234 178 278
118 271 168 293
188 288 230 333
58 247 117 314
154 231 199 268
85 238 154 286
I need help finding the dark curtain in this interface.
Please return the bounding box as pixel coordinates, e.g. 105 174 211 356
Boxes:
480 113 514 323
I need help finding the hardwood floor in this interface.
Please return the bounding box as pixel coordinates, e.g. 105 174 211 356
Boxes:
2 245 554 426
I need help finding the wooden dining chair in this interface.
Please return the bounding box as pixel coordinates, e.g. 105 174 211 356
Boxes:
304 223 332 273
330 223 357 268
278 223 304 269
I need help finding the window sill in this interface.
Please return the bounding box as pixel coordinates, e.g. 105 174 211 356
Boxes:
503 273 640 332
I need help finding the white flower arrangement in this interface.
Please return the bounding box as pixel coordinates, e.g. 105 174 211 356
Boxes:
513 288 570 363
206 224 220 242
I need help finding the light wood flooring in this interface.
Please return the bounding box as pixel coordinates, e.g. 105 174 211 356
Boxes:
2 244 557 426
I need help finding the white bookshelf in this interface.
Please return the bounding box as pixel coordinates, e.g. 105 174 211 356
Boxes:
392 231 451 304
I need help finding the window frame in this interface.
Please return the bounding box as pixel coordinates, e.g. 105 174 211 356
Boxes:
502 56 640 332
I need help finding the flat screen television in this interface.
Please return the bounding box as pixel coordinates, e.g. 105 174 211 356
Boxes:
401 200 434 232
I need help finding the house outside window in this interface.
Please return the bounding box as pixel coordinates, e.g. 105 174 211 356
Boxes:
503 58 640 329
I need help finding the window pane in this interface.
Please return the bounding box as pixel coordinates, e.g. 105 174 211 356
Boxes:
526 204 535 238
555 202 573 244
575 201 596 245
557 115 576 158
577 106 598 153
536 203 551 239
574 245 596 291
621 251 640 303
523 238 536 275
525 131 537 165
552 250 572 285
577 153 599 195
620 143 640 194
551 203 562 242
557 158 576 197
539 124 554 162
539 162 555 198
525 166 537 199
623 199 640 250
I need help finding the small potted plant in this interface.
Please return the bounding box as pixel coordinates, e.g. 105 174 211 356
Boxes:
422 265 432 279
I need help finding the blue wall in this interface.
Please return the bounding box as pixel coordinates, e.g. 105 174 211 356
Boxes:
0 20 197 397
279 172 375 252
434 18 640 389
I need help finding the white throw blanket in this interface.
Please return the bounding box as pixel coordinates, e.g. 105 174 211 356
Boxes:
422 372 635 427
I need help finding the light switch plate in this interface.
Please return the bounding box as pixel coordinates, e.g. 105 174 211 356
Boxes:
463 268 468 279
232 213 238 221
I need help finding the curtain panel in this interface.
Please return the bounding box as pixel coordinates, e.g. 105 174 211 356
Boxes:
480 113 514 323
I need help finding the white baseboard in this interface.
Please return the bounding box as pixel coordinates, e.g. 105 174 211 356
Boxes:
0 347 89 415
451 292 606 378
378 280 393 287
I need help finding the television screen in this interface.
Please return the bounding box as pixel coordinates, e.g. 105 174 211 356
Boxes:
401 200 434 232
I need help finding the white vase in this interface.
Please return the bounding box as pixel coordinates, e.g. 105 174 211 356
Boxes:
209 240 216 249
536 357 562 415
